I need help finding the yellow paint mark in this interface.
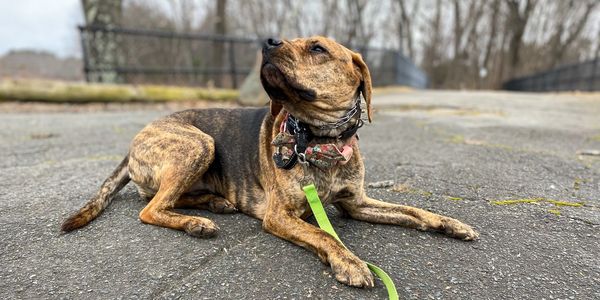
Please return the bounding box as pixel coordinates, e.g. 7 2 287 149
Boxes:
491 198 542 205
446 196 463 201
546 199 584 207
548 209 561 216
491 198 584 207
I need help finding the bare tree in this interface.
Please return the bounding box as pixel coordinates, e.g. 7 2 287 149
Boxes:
596 30 600 60
482 0 501 72
505 0 536 78
212 0 227 86
168 0 196 32
81 0 123 82
321 0 339 37
344 0 368 46
395 0 415 59
110 0 600 89
547 0 599 67
452 0 486 59
421 0 445 87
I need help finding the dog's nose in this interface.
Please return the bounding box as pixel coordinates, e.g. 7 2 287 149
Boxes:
263 38 283 51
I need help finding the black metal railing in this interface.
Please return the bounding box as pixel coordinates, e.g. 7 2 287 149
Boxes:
503 58 600 92
79 25 428 89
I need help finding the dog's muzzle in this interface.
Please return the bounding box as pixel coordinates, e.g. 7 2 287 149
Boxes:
262 38 283 55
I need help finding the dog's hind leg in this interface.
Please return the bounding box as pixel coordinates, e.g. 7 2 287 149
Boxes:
337 195 479 241
176 194 237 214
139 177 219 238
136 186 155 201
132 121 220 238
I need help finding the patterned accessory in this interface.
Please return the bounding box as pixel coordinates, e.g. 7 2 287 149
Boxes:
272 131 356 170
272 100 364 170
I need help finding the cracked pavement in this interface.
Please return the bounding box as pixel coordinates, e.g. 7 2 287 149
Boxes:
1 90 599 299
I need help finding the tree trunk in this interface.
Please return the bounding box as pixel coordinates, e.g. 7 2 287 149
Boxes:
396 0 414 59
453 0 462 58
482 0 500 71
213 0 227 87
506 0 535 78
549 1 598 67
81 0 123 83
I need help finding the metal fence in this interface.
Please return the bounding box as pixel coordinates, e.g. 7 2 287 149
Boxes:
79 25 428 89
503 58 600 92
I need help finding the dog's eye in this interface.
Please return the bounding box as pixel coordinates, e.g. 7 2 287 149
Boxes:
310 45 327 54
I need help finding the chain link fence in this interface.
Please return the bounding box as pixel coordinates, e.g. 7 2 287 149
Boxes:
79 25 428 89
503 58 600 92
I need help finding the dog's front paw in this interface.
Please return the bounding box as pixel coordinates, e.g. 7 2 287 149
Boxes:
441 217 479 241
184 219 219 238
329 252 374 288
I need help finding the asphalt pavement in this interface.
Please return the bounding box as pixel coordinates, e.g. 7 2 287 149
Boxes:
1 90 599 299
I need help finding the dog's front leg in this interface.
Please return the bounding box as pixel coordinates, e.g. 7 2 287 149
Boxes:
338 194 479 241
262 195 374 288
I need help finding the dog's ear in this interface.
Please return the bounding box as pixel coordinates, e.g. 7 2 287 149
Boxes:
351 52 373 122
270 101 283 117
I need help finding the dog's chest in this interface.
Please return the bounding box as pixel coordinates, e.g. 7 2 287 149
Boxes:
297 166 351 205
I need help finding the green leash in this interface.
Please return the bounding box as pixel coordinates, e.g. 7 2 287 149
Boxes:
303 184 399 300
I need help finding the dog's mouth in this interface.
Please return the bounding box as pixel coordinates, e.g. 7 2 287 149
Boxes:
260 62 316 102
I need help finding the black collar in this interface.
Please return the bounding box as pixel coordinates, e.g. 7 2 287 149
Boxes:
286 114 364 140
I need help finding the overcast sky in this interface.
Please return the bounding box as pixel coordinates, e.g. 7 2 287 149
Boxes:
0 0 83 58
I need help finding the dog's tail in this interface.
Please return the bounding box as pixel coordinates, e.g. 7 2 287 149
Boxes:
61 155 131 232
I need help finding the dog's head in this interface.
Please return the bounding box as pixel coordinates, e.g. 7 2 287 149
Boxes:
260 36 372 131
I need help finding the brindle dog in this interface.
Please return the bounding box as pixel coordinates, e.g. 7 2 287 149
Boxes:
62 37 478 288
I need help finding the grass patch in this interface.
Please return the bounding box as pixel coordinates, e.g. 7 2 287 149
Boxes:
491 197 584 207
548 209 561 216
0 79 238 103
573 178 582 190
573 178 591 191
545 199 584 207
448 135 466 144
491 198 542 205
491 197 585 217
446 196 463 201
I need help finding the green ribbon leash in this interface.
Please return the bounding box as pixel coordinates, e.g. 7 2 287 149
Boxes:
303 184 399 300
